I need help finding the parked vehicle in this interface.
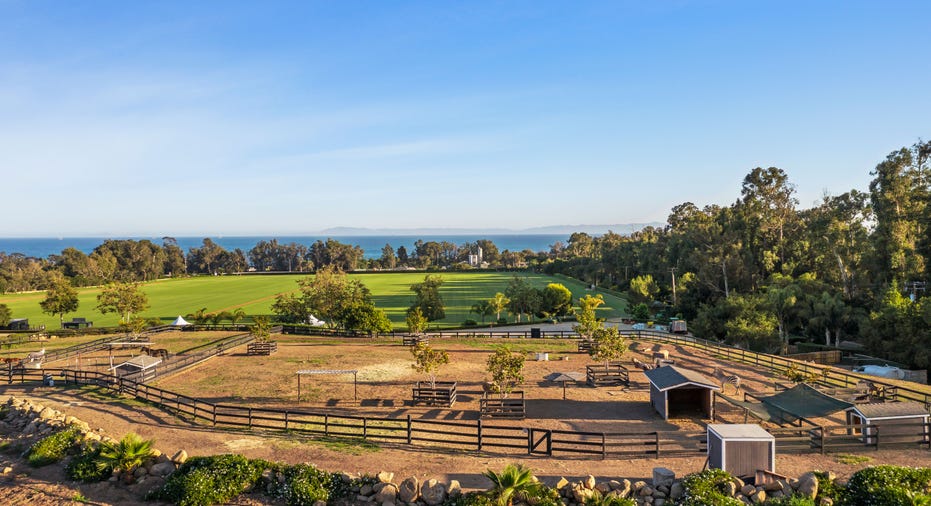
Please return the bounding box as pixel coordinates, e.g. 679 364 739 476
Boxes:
670 319 688 334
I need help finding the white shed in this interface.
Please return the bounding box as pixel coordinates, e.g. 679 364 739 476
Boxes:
707 424 775 478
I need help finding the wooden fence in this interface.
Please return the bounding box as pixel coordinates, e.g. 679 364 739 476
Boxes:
626 330 931 408
586 363 630 386
2 368 928 459
786 350 843 365
247 342 278 356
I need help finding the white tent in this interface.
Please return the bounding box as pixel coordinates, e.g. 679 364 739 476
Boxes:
307 315 326 327
170 315 192 326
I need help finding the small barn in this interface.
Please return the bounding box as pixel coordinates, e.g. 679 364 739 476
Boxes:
845 402 931 444
112 355 162 380
7 318 29 331
707 424 775 478
644 365 721 420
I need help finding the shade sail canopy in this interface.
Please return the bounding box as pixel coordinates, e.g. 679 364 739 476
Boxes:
722 383 855 423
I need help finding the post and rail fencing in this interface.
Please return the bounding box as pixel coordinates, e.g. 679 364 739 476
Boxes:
5 367 926 460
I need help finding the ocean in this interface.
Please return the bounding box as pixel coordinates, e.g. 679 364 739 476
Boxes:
0 235 569 260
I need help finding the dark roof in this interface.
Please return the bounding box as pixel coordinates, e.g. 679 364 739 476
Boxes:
849 402 930 419
644 365 720 391
762 383 853 420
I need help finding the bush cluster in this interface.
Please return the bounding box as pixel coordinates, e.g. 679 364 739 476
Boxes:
840 465 931 506
148 454 269 506
26 426 82 467
678 469 742 506
65 446 111 483
276 463 334 505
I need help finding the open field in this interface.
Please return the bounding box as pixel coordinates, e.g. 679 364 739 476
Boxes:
0 272 627 329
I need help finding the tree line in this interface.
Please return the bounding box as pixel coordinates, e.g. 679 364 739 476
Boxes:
0 236 554 294
543 141 931 371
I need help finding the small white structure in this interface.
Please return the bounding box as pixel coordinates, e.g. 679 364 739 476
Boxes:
112 355 162 379
707 424 775 478
845 402 931 444
307 315 326 327
170 315 191 326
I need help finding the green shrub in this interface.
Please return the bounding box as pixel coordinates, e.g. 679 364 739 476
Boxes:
148 454 269 506
463 319 478 327
767 495 817 506
841 465 931 506
26 426 83 467
584 490 636 505
278 463 333 505
96 432 154 474
813 471 841 503
65 446 111 483
678 469 742 506
442 491 494 506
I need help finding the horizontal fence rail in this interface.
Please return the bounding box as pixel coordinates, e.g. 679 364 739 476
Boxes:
3 367 927 460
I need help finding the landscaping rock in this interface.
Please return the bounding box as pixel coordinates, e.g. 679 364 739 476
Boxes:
150 461 175 476
360 483 374 496
741 484 756 496
447 480 461 498
421 479 446 505
797 472 819 499
669 482 683 500
584 475 596 489
596 482 612 494
555 477 569 490
652 467 675 488
398 476 420 503
170 450 187 464
750 490 766 503
374 483 398 504
377 471 394 483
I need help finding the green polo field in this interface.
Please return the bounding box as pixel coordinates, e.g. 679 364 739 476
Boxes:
0 272 627 330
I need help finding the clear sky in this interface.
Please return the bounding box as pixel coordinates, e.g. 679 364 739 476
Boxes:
1 1 929 237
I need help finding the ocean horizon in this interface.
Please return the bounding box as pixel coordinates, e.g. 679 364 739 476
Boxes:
0 234 571 260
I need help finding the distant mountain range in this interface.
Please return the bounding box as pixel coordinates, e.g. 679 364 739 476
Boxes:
318 223 664 236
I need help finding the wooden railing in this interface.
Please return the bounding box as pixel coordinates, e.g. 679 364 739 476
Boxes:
2 368 928 459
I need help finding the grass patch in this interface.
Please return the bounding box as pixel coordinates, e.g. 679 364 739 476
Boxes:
0 272 627 329
834 453 872 465
272 435 381 455
456 338 578 353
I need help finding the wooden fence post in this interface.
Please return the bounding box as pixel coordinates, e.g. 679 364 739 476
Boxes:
248 407 253 429
406 415 412 445
477 419 483 452
601 432 606 460
363 418 367 440
325 414 329 436
654 432 660 459
284 411 288 431
212 405 217 427
820 427 826 455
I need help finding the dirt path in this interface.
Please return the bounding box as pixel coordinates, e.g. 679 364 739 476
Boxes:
4 385 929 500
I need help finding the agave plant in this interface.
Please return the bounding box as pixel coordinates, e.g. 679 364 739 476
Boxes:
584 490 636 506
482 464 540 506
96 433 155 476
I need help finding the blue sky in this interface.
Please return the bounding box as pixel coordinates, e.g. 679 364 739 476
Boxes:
1 1 929 236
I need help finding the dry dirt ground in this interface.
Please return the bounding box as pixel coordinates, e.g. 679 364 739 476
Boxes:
1 334 929 505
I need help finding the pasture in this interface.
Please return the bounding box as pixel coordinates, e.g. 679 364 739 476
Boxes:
0 272 627 330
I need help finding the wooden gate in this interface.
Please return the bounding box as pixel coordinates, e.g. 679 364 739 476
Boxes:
529 428 552 455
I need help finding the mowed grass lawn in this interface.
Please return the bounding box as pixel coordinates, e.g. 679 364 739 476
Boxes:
0 272 627 329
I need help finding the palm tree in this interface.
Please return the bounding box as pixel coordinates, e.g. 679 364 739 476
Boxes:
489 293 510 323
230 308 247 325
482 464 539 506
96 433 154 480
470 300 494 323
